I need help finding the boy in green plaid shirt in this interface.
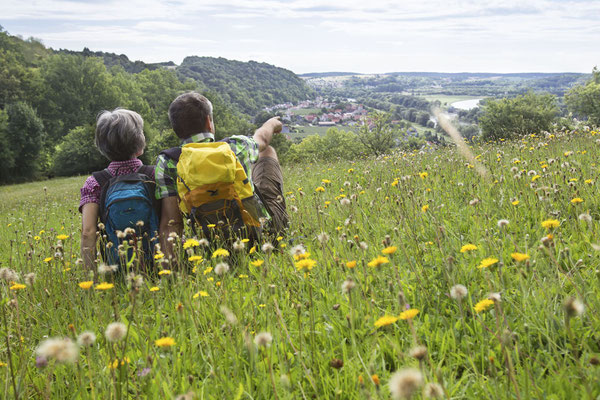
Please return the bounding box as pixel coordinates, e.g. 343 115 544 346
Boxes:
155 92 288 256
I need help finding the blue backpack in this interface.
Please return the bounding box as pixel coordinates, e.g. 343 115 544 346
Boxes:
92 166 160 270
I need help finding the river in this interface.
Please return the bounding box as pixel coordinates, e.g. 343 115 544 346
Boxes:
451 98 482 110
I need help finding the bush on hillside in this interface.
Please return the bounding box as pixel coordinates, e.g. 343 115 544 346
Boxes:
479 92 558 141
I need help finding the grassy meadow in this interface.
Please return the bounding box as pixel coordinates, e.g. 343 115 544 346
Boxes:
1 129 600 399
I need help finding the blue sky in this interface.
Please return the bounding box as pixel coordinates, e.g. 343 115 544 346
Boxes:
1 0 599 73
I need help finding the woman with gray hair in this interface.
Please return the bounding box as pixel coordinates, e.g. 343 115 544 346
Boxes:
79 108 157 271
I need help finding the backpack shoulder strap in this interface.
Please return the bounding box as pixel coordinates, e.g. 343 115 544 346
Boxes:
92 169 113 222
159 147 182 162
137 165 155 177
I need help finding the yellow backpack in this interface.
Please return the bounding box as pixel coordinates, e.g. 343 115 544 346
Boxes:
164 142 263 239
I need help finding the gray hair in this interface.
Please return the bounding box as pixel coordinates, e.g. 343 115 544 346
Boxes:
95 108 145 161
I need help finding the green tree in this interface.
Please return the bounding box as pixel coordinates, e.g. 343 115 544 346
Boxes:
565 67 600 126
51 125 106 176
357 112 398 155
479 92 558 141
0 102 45 183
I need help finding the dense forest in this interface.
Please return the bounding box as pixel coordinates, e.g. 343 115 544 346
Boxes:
0 28 312 184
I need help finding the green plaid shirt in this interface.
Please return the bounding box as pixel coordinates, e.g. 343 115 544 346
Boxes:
154 133 260 200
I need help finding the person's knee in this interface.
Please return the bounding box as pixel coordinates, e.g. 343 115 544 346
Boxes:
259 145 278 161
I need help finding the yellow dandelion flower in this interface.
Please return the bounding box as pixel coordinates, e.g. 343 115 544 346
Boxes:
315 186 325 193
531 175 541 182
188 255 203 262
9 283 26 290
155 337 176 347
295 259 317 271
399 308 419 320
374 315 399 328
478 257 499 269
294 252 311 261
43 257 53 263
212 248 230 258
585 179 593 184
474 299 495 313
250 260 264 267
154 252 164 260
34 236 41 241
571 197 583 204
541 219 560 229
149 286 159 292
419 171 428 179
95 282 114 290
203 267 213 275
78 281 94 289
511 200 519 206
460 244 478 253
346 260 357 268
322 179 331 184
56 234 69 240
421 204 429 212
511 252 530 262
183 239 199 249
367 256 389 268
193 291 208 299
382 246 397 255
249 246 256 254
207 224 216 228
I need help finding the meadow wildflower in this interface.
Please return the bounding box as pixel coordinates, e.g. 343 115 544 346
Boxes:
399 308 419 320
388 368 423 400
290 244 306 257
193 291 208 298
317 232 330 243
212 248 230 258
36 338 79 363
198 238 209 247
154 252 164 260
232 240 245 251
419 171 428 179
155 337 176 347
188 255 203 262
77 331 96 347
374 315 399 328
511 200 519 206
564 297 584 318
56 234 69 240
105 322 127 342
511 252 530 262
295 259 317 271
9 283 26 290
478 257 499 269
346 260 357 268
315 186 325 192
149 286 159 292
95 282 114 290
126 273 143 290
214 262 230 276
254 331 273 348
424 382 445 398
250 259 264 267
262 243 275 253
571 197 583 204
78 281 93 289
542 219 560 229
474 299 494 313
43 257 52 263
497 219 509 228
488 292 502 302
359 241 369 250
183 238 199 249
340 198 351 206
460 244 477 253
382 246 397 255
367 256 389 267
421 204 429 212
158 269 172 276
579 213 592 222
450 284 468 300
98 263 118 274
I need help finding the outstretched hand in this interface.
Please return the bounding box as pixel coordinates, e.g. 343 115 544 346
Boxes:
264 116 283 134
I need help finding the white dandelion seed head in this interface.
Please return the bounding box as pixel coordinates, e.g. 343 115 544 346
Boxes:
340 198 351 206
341 279 356 294
105 322 127 342
450 284 468 300
198 238 209 247
424 382 444 398
220 306 238 325
564 297 584 318
527 170 537 176
510 166 519 173
126 273 144 289
290 205 298 213
359 241 368 251
98 263 118 274
24 272 36 286
254 331 273 348
77 331 97 347
214 262 230 276
0 267 19 282
388 368 423 400
579 213 592 223
469 198 480 206
232 240 245 251
497 219 510 228
290 244 306 257
116 230 126 239
487 292 502 303
317 232 330 244
36 337 79 363
123 227 135 236
409 345 428 361
261 243 275 254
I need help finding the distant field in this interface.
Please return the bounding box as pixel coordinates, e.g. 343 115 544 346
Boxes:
290 107 321 116
288 124 347 138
